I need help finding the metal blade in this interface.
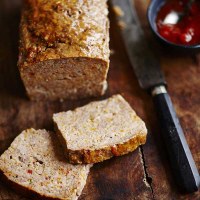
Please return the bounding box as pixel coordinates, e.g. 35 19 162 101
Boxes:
111 0 166 90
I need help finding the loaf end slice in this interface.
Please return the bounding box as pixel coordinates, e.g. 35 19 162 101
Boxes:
0 129 91 200
53 94 147 164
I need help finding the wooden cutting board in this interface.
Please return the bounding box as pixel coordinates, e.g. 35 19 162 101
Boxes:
0 0 199 199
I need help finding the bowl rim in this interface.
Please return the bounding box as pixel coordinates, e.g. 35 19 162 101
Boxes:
147 0 200 49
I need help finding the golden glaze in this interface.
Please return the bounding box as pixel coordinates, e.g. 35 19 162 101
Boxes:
19 0 110 67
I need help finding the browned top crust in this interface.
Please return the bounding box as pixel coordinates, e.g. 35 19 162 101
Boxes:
19 0 110 68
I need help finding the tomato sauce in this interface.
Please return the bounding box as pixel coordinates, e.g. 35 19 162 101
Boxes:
156 0 200 45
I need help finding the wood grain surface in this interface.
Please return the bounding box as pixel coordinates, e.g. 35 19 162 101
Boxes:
0 0 199 199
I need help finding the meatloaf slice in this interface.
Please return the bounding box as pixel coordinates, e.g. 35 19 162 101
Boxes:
0 129 91 200
18 0 110 101
53 94 147 164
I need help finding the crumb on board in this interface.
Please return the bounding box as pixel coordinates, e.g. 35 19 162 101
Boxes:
118 20 127 30
110 49 115 55
59 98 64 103
113 6 124 17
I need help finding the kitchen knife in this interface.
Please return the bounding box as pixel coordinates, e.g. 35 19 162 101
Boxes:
111 0 200 193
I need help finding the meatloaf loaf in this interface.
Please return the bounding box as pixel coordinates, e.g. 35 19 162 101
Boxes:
0 129 91 200
18 0 110 101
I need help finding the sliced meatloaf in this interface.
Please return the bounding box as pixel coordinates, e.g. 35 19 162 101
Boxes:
0 129 91 200
18 0 110 100
53 94 147 164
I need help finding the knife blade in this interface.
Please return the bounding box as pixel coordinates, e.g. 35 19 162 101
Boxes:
111 0 200 193
111 0 165 90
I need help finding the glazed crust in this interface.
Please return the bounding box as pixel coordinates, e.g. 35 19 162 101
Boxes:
18 0 110 100
18 0 110 65
54 122 147 164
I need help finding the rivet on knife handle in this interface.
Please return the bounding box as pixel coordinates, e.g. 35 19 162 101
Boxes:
152 85 200 192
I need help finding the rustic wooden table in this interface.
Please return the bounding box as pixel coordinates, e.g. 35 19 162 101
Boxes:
0 0 199 199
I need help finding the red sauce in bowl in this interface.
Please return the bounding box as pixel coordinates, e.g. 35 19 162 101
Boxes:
156 0 200 45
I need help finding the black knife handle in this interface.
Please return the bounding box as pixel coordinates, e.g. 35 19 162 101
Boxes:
151 85 200 193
